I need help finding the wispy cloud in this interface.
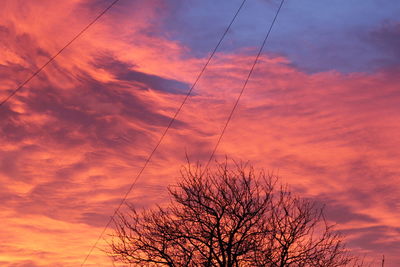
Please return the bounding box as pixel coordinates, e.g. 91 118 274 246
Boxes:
1 0 399 266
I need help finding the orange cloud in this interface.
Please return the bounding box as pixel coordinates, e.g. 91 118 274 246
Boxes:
1 1 400 266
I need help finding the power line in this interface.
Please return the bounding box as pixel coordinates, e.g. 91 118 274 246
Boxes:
205 0 285 170
80 0 248 265
0 0 121 108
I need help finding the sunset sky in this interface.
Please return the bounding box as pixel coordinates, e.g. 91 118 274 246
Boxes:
1 0 400 266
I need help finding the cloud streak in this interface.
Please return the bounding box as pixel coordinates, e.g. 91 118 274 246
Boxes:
1 0 400 266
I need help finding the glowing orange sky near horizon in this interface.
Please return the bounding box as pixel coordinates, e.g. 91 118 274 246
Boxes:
1 0 400 266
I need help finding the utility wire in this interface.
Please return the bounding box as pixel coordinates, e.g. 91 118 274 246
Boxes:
204 0 285 170
0 0 121 108
80 0 247 265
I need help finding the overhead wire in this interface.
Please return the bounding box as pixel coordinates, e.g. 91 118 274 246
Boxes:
0 0 121 108
80 0 248 265
204 0 285 171
2 0 284 263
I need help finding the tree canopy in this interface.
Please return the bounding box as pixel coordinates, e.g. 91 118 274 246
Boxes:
109 161 358 266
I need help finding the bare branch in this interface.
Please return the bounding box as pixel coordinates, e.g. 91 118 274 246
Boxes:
108 160 361 267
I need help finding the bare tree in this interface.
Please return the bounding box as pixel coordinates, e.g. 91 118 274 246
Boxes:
108 161 357 266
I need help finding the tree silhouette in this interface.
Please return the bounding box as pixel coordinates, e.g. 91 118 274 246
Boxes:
108 161 357 266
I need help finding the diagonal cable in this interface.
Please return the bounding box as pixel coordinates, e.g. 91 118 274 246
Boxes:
0 0 121 108
204 0 285 171
80 0 247 265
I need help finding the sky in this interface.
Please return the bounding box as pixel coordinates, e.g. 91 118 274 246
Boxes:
0 0 399 266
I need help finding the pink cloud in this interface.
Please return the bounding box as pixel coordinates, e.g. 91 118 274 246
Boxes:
1 1 399 266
